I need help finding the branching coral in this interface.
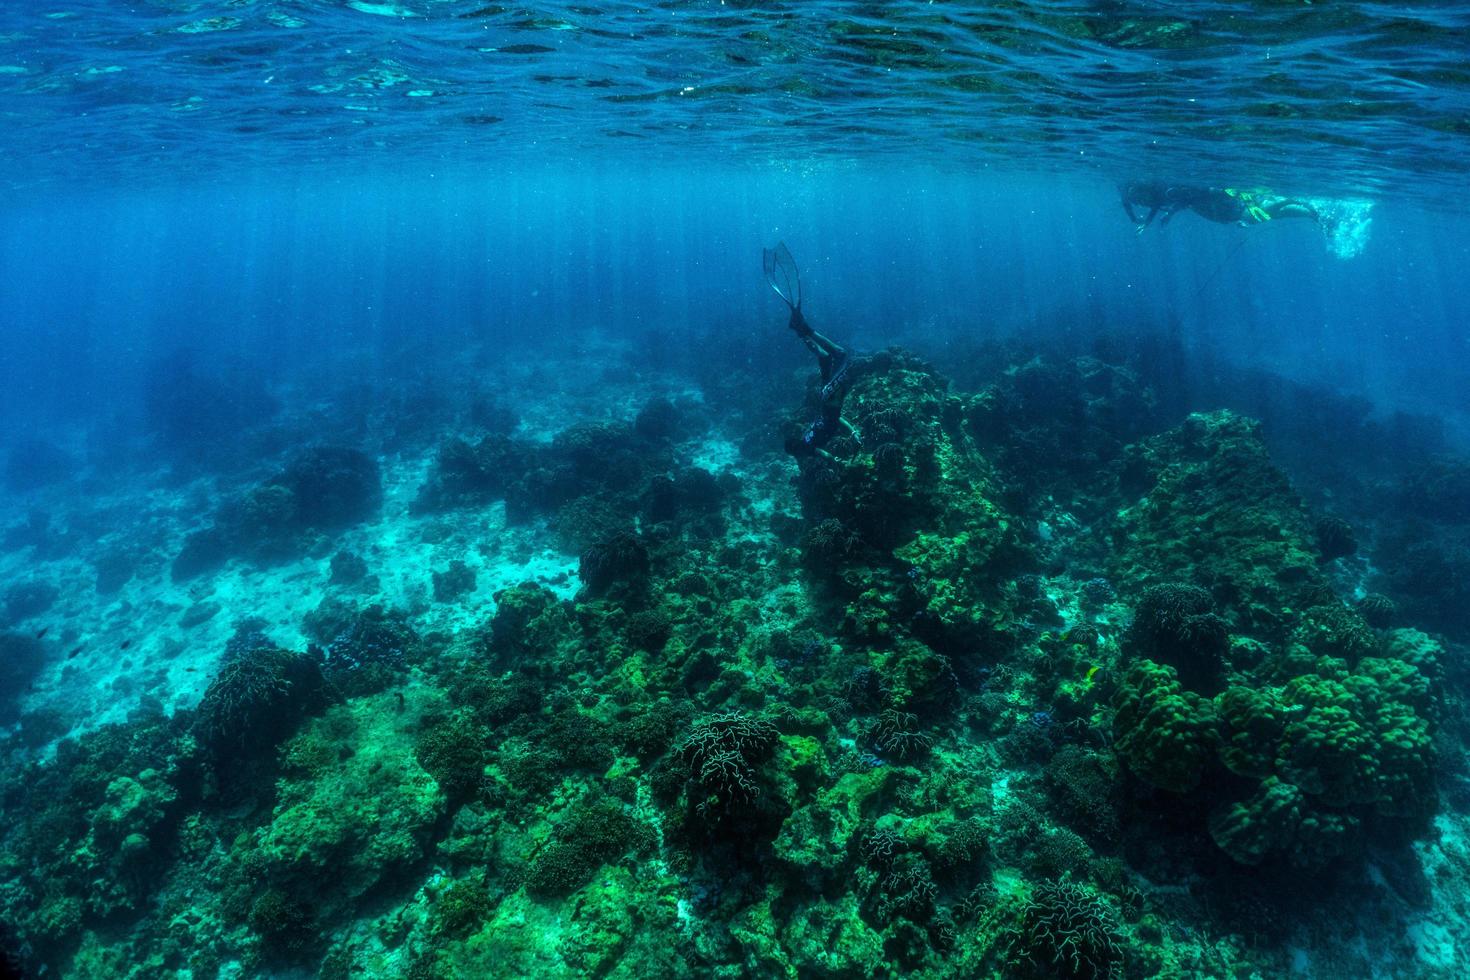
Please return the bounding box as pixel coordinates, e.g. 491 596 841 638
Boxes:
676 711 778 819
1356 593 1396 628
1015 880 1124 980
578 529 650 596
414 711 488 804
321 605 421 673
1044 746 1121 843
800 518 861 570
1313 516 1357 561
868 709 933 761
193 628 331 763
1125 583 1230 694
1287 602 1379 668
874 860 938 923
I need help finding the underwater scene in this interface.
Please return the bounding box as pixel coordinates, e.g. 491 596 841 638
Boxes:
3 2 1470 979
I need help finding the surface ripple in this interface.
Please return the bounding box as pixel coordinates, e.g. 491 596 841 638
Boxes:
1 1 1466 196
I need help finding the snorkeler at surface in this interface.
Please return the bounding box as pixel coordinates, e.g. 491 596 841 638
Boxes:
764 242 863 459
1120 180 1319 230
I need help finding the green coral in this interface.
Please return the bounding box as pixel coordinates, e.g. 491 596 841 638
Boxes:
1214 685 1286 779
1276 675 1380 807
1207 776 1305 866
523 795 653 898
432 877 496 938
487 582 571 661
415 710 488 804
1381 627 1444 691
1111 411 1321 638
1206 656 1435 867
1209 774 1363 870
1113 660 1217 793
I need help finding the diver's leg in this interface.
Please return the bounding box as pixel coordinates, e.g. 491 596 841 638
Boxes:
788 307 814 337
817 351 834 384
809 330 846 361
1267 200 1319 221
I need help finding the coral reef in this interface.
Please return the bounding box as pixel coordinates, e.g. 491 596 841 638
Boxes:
173 446 382 578
0 630 46 723
193 626 332 774
0 337 1464 980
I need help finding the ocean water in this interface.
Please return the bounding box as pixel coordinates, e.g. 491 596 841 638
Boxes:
3 3 1470 979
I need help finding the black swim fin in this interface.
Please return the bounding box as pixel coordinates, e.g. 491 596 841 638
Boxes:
763 241 801 310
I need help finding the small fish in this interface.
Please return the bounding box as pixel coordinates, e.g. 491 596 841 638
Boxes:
68 645 84 659
35 626 50 640
120 639 133 650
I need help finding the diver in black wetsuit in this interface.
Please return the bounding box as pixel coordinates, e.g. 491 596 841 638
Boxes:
764 242 862 458
1121 181 1319 229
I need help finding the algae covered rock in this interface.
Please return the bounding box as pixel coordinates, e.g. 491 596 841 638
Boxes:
791 350 1029 656
244 692 445 911
0 709 195 962
485 582 571 668
413 434 526 513
773 768 893 886
174 445 381 576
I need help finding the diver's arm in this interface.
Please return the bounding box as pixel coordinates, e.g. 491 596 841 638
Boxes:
1122 199 1140 224
840 417 863 446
